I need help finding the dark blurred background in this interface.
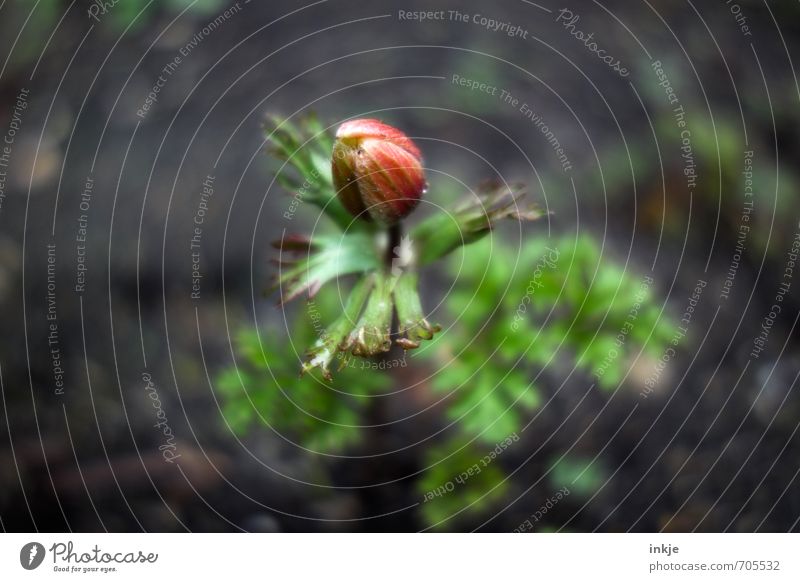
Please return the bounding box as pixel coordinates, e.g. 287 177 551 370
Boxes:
0 0 799 532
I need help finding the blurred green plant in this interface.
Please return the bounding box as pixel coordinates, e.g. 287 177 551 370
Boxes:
218 114 675 529
549 456 606 499
6 0 228 69
101 0 228 31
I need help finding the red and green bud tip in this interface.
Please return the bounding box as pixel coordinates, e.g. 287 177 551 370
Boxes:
332 119 426 226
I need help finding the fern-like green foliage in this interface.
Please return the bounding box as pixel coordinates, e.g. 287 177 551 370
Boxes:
415 234 676 528
418 439 512 528
217 287 389 452
426 235 675 440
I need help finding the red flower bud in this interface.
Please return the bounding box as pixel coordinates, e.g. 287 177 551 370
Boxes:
332 119 426 225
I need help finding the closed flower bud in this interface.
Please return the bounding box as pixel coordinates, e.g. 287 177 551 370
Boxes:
332 119 426 225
